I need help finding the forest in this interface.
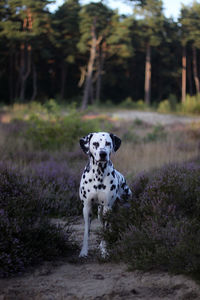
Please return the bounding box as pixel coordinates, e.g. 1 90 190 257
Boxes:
1 0 200 109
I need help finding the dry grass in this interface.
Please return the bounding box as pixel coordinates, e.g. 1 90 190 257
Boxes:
1 107 200 182
112 131 200 178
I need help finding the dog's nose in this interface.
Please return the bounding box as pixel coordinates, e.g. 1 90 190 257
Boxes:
100 151 107 160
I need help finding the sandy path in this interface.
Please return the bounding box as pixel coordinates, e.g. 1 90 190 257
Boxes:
1 218 200 300
110 111 200 125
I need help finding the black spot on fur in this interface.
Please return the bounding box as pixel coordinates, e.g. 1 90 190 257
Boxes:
93 185 97 189
89 179 92 182
111 171 115 178
85 181 88 184
122 182 126 189
107 173 110 176
93 142 100 149
110 184 116 191
86 162 90 173
110 180 113 184
88 189 90 192
83 175 85 179
98 184 102 189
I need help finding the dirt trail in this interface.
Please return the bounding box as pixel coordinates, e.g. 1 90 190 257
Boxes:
110 110 200 125
1 218 200 300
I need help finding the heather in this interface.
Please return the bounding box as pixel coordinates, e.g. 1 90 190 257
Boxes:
102 161 200 275
27 159 82 216
0 165 75 278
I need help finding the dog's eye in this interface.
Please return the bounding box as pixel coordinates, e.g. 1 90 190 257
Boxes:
93 142 99 149
106 142 111 147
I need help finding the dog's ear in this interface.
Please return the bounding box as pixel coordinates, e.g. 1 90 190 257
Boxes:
80 133 93 154
110 133 121 152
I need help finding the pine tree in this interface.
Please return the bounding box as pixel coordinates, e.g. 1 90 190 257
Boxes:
0 0 53 101
51 0 80 99
133 0 164 105
180 2 200 97
78 2 132 109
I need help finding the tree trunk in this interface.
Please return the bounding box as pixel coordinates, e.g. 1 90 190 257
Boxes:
14 51 20 99
144 42 151 106
81 20 97 110
60 62 67 99
188 55 193 96
19 43 32 101
31 63 37 101
9 50 14 103
96 42 105 103
182 46 187 103
192 45 200 94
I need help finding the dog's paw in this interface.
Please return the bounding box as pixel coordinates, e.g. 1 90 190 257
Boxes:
99 241 108 258
79 248 88 258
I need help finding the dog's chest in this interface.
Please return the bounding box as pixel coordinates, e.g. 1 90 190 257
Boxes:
80 166 119 202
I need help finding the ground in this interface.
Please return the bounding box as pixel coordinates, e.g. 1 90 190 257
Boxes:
1 111 200 299
1 218 200 300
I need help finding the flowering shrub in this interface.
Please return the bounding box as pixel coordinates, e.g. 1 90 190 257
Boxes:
28 159 82 216
0 164 75 278
102 161 200 275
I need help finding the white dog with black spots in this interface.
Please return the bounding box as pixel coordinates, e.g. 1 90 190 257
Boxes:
79 132 132 257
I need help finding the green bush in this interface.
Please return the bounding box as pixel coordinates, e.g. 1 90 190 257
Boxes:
144 124 167 142
119 98 148 110
181 94 200 114
120 97 135 108
25 111 100 150
122 131 141 143
157 100 171 113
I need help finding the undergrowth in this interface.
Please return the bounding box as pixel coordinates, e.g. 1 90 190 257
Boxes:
0 164 77 278
102 161 200 276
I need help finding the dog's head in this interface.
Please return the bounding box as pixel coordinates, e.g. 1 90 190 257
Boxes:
80 132 121 162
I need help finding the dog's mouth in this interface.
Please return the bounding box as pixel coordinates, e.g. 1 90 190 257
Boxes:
97 158 108 163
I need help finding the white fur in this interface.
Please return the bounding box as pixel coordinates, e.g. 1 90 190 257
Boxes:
79 132 131 257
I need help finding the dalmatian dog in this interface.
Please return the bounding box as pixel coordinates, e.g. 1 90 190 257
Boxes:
79 132 132 257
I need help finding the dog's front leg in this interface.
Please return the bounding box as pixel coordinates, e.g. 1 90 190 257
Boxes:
99 205 111 258
79 202 91 257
